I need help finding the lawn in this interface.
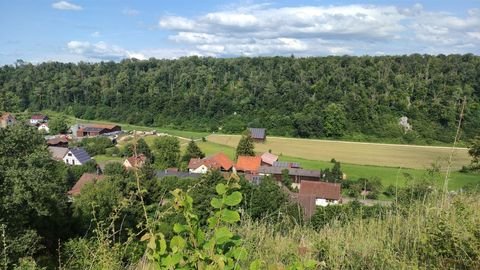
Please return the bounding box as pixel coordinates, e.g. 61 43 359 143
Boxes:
207 134 471 170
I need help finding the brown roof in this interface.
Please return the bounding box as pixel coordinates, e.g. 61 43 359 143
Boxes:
68 173 105 196
260 152 279 165
125 154 147 168
31 114 48 120
236 156 262 173
84 124 119 130
299 180 341 200
209 153 234 170
47 137 69 145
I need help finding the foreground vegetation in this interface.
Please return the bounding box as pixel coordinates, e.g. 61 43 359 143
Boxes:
1 124 480 269
2 55 480 145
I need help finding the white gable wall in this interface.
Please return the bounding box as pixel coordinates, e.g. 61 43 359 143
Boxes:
63 151 84 166
189 164 209 174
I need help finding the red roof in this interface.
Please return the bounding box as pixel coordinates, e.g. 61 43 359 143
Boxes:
0 113 15 121
209 153 233 170
31 114 47 120
68 173 105 196
188 152 234 171
299 180 341 200
236 156 262 173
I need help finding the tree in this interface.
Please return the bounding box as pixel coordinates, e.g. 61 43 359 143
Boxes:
0 124 69 266
182 140 205 162
322 103 347 137
468 136 480 169
154 136 180 169
281 168 293 190
124 138 154 162
235 132 255 158
49 116 69 134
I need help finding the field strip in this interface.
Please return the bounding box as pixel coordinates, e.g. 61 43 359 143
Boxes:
208 134 467 150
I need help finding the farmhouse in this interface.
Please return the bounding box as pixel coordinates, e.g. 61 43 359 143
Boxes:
0 113 16 128
30 114 48 125
46 137 69 147
188 153 234 173
258 166 321 184
260 152 278 166
76 124 121 137
235 156 262 174
248 128 266 142
63 148 92 165
38 123 49 133
123 154 147 169
48 146 69 161
68 173 105 196
294 180 341 218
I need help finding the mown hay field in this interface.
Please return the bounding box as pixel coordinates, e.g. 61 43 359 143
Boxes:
207 134 471 170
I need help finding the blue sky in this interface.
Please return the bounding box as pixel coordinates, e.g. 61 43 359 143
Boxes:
0 0 479 64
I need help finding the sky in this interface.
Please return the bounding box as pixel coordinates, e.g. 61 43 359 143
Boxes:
0 0 479 64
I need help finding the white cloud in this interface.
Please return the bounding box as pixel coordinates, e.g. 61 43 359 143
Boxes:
91 31 101 38
52 1 82 11
67 41 146 61
158 4 480 56
122 8 140 16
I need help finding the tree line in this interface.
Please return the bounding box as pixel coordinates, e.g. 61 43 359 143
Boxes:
1 54 479 144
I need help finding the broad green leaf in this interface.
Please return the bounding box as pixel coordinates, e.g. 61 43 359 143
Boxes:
214 226 233 244
147 236 156 250
232 247 248 261
249 259 263 270
216 183 227 195
173 223 186 233
224 191 242 206
140 233 150 242
221 209 240 223
207 216 220 229
210 197 223 209
170 236 186 252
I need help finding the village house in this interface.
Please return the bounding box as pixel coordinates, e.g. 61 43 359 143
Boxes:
68 172 105 196
248 128 266 142
0 113 16 128
63 148 92 165
235 156 262 174
38 123 49 133
293 180 341 218
123 154 147 170
46 136 69 147
76 124 122 137
188 153 234 174
30 114 48 125
258 166 321 187
260 152 278 166
48 146 69 161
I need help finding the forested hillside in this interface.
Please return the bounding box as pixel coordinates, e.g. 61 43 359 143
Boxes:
1 55 479 143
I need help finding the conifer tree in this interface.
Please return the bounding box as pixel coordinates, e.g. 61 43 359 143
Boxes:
182 140 205 162
236 132 255 158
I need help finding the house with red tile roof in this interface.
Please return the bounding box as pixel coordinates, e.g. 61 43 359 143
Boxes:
188 152 234 173
235 156 262 174
68 173 105 196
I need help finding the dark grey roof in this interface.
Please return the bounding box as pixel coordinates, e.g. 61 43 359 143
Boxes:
272 161 301 168
69 148 92 164
248 128 266 139
258 166 320 178
156 171 202 179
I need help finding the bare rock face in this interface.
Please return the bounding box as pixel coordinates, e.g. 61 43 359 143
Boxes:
399 116 412 134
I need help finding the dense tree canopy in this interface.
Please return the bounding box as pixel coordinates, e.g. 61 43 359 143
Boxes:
235 133 255 158
1 55 479 143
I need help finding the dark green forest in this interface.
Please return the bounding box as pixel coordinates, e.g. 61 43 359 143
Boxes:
1 54 479 143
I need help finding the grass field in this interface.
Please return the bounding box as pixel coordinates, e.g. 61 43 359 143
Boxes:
207 134 471 170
